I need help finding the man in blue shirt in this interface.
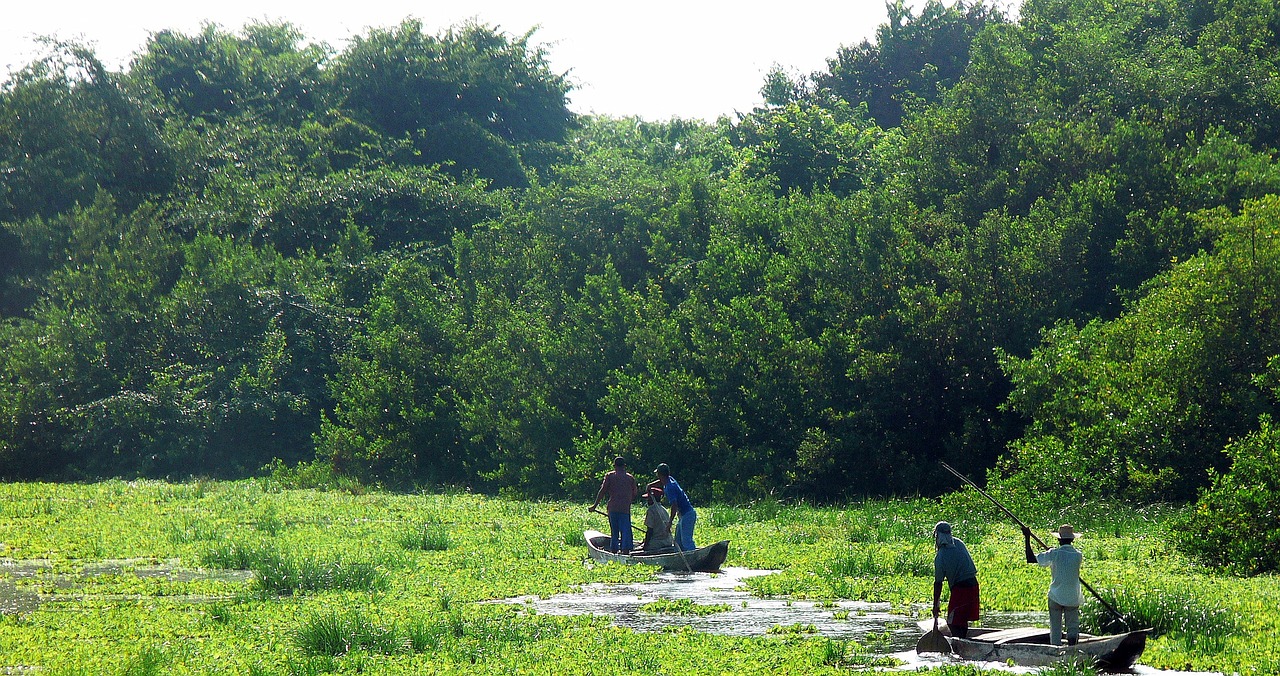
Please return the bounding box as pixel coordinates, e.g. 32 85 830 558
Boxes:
932 521 980 638
648 463 696 551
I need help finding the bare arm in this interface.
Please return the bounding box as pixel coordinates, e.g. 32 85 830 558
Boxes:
591 475 609 510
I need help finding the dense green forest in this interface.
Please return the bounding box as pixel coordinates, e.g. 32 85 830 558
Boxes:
2 0 1278 560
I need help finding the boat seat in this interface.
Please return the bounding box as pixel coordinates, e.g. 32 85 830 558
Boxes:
982 627 1053 644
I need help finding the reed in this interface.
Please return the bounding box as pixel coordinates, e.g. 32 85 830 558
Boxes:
398 523 452 551
253 552 386 595
1084 587 1236 652
825 544 933 578
295 609 404 657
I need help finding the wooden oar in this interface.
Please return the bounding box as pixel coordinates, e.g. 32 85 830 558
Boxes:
939 461 1130 630
916 616 951 654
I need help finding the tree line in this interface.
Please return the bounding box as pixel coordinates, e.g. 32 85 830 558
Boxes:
2 1 1278 568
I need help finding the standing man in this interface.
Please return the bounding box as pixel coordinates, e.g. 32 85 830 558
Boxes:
932 521 980 638
591 456 638 554
1024 524 1084 646
649 463 696 551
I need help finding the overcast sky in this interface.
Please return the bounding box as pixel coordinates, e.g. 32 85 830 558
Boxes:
1 0 937 122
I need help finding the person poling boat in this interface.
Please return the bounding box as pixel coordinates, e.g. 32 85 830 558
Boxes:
647 463 696 551
589 456 639 554
1024 523 1084 646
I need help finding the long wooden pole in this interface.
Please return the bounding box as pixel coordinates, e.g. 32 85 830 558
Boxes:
939 461 1129 629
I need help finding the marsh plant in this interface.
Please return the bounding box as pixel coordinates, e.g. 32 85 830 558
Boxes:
295 609 405 657
819 638 902 669
398 522 451 551
201 540 276 570
1085 588 1237 652
254 552 386 595
254 504 284 536
640 598 732 615
825 544 933 578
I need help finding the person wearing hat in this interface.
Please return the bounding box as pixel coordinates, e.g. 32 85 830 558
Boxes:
591 456 639 553
647 463 696 551
932 521 980 638
1024 524 1084 646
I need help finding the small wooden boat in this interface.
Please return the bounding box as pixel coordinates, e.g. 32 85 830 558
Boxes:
918 620 1149 671
583 530 729 572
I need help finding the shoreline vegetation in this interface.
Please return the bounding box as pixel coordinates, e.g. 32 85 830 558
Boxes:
0 479 1272 674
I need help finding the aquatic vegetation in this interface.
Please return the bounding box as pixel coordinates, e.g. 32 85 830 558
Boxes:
0 480 1272 674
253 552 387 595
767 622 817 635
1084 587 1237 652
818 637 903 668
397 523 451 551
296 609 404 656
824 543 933 578
640 598 732 615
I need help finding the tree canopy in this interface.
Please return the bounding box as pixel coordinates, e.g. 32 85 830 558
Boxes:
2 2 1278 568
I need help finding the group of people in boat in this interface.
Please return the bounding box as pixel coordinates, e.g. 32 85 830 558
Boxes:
933 519 1085 646
589 457 696 555
588 457 1086 648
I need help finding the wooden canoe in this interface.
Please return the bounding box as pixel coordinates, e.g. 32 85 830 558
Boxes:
918 620 1150 671
584 530 729 572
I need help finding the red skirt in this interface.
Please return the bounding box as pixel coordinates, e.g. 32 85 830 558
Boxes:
947 583 981 622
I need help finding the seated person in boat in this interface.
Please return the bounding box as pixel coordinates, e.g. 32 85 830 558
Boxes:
637 488 674 552
647 463 697 551
590 456 639 553
932 521 980 638
1024 524 1083 646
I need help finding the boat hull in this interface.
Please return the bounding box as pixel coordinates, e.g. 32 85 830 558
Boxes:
919 621 1149 672
584 530 729 572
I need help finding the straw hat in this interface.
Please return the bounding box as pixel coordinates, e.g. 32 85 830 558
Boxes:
1054 524 1077 541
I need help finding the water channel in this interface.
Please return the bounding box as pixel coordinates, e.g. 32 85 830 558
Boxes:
499 567 1222 675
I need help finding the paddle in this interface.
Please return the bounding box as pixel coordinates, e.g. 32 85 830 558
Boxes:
670 515 695 574
939 461 1131 630
916 616 951 654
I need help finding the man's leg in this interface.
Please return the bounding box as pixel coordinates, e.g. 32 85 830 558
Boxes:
608 512 628 553
621 515 634 554
1064 605 1080 645
676 509 697 550
1048 598 1064 646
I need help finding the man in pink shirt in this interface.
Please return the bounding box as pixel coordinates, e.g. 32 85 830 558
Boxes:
591 456 639 553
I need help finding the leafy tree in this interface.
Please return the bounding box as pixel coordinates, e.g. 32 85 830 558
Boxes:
128 22 328 123
328 20 573 145
811 0 1006 127
997 196 1280 503
1179 413 1280 575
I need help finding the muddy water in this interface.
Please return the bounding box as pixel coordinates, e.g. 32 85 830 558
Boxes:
503 567 1223 676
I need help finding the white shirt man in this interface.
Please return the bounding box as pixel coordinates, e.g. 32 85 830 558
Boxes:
1025 524 1083 646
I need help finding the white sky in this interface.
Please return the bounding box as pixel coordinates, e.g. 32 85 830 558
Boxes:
1 0 930 122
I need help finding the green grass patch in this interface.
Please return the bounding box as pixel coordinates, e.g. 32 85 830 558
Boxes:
397 523 451 551
253 551 386 595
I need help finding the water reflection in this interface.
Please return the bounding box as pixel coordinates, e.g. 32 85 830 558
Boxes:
502 567 1222 675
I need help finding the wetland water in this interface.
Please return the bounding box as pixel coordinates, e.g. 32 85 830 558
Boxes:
500 567 1222 675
